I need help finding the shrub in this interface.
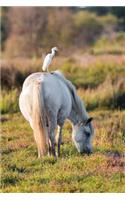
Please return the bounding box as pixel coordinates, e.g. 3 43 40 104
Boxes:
73 11 103 46
91 32 125 55
99 14 118 33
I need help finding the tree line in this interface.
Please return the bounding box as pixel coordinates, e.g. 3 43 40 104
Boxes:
1 7 125 57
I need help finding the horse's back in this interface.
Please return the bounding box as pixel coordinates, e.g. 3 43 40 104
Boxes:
19 72 72 124
22 72 43 91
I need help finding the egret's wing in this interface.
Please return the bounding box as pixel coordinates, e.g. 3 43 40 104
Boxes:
42 54 52 70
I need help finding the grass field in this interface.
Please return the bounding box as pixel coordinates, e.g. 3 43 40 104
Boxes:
1 110 125 192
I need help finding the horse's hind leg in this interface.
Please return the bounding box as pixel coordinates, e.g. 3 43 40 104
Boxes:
33 131 43 158
48 139 52 156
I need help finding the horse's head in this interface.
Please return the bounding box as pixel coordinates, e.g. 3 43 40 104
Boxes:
72 117 94 155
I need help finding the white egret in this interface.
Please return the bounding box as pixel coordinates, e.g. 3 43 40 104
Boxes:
42 47 58 72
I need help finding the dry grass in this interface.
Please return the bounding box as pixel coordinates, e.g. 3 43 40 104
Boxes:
78 76 125 110
1 54 125 89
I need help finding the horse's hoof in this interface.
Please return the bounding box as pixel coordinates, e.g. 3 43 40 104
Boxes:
56 152 60 158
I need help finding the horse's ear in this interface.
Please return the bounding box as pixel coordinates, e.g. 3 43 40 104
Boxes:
85 117 93 125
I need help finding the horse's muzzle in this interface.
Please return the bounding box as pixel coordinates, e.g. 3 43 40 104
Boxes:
81 147 92 155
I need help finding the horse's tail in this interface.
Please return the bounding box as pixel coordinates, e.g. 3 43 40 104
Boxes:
32 80 48 157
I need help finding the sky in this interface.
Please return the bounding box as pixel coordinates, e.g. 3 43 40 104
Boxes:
1 0 125 7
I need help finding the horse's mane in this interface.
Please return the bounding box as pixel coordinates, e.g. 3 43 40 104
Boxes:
53 71 88 120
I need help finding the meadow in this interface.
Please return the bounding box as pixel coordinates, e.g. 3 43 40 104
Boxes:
1 110 125 192
1 53 125 192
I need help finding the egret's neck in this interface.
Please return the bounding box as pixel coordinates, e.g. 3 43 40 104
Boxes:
51 50 55 57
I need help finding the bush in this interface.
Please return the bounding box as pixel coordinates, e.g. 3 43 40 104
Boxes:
73 11 103 46
91 32 125 55
99 14 118 33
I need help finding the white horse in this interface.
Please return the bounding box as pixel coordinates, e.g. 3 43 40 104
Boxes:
19 71 94 158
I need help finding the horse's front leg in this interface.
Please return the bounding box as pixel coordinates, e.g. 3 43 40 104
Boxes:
48 124 56 158
56 125 63 157
49 133 56 158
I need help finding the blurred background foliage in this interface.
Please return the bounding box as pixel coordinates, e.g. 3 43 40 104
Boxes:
1 7 125 57
1 7 125 113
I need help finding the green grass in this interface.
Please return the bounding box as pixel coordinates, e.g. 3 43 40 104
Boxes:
0 89 19 114
59 57 125 89
1 110 125 192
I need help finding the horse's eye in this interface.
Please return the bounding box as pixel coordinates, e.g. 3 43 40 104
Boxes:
85 132 90 137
